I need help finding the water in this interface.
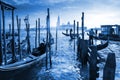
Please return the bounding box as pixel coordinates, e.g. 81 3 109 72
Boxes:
3 29 120 80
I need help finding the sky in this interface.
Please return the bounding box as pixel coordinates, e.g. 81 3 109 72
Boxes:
2 0 120 28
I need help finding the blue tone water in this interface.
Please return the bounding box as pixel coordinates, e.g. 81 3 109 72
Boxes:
5 29 120 80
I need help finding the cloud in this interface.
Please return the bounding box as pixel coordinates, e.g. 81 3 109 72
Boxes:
12 0 30 4
2 0 120 28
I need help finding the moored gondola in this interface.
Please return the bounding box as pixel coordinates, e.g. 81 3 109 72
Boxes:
89 41 109 50
0 52 47 79
62 32 70 36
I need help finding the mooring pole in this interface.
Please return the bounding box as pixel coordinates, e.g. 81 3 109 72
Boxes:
103 53 116 80
19 19 21 58
81 12 84 40
9 24 11 34
28 24 31 54
24 15 31 54
2 6 7 64
55 24 58 54
38 18 40 45
35 20 37 48
46 9 49 70
48 8 52 68
46 8 52 70
0 4 3 65
16 16 21 59
56 16 59 53
77 21 79 54
77 22 79 38
12 9 16 62
73 20 75 51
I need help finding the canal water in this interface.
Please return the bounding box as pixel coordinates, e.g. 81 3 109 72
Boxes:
5 29 120 80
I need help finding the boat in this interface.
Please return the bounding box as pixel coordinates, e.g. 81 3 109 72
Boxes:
62 32 70 36
96 41 109 50
95 34 120 41
62 32 80 40
62 32 79 36
0 2 52 79
32 43 46 56
89 41 109 50
0 42 47 79
95 25 120 41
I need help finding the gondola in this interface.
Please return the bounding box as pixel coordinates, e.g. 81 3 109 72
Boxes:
0 42 47 79
89 41 109 50
62 32 79 40
62 32 70 36
62 32 79 37
96 41 109 50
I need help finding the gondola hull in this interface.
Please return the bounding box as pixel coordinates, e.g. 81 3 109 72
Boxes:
0 53 46 79
62 32 70 36
89 41 109 50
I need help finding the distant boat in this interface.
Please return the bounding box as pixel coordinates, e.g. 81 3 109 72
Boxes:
62 32 80 39
62 32 70 36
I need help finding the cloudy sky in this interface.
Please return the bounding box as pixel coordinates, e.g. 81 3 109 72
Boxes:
2 0 120 28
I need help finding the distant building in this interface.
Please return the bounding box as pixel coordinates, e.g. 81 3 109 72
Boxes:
101 25 120 36
60 21 73 30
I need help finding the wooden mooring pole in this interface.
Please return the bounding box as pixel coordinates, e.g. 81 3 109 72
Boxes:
55 22 58 53
12 9 16 62
0 4 3 65
56 16 59 53
76 21 79 55
77 39 88 66
9 24 11 34
81 12 84 40
24 15 31 54
73 20 75 51
46 8 52 69
27 24 31 54
2 6 7 64
16 16 22 59
48 8 52 68
103 53 116 80
35 20 38 48
38 18 40 45
77 21 79 38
